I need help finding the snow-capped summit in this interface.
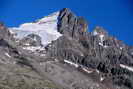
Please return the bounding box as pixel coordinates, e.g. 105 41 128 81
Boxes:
0 8 133 89
37 12 59 24
11 11 62 46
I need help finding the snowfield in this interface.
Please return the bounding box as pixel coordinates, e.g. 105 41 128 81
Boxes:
11 12 62 46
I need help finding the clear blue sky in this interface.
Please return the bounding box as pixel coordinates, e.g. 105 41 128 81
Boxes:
0 0 133 45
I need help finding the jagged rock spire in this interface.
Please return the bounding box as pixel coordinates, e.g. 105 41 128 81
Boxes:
58 8 88 38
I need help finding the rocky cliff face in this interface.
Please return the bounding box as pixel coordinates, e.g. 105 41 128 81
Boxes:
0 8 133 89
47 8 133 89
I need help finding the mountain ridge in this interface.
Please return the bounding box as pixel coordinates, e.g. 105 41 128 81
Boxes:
0 8 133 89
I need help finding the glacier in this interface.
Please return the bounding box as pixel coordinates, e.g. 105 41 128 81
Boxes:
11 11 62 46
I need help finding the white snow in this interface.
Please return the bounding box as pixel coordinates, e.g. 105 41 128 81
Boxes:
23 46 45 52
99 42 108 48
96 69 100 74
98 34 108 48
99 42 104 46
103 45 108 48
33 36 37 41
37 12 59 24
120 47 123 50
93 31 98 36
120 64 133 72
9 29 15 34
64 60 79 68
99 34 104 42
82 68 93 73
100 77 105 82
11 11 62 46
5 53 11 58
24 43 30 46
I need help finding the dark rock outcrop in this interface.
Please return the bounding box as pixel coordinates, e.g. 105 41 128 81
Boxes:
58 8 88 39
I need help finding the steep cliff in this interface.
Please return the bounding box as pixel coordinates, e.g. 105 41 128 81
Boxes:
0 8 132 89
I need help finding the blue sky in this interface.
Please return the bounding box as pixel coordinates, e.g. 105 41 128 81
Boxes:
0 0 133 45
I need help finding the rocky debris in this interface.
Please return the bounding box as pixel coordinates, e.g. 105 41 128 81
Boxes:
17 33 47 57
0 8 133 89
0 23 60 89
19 33 42 47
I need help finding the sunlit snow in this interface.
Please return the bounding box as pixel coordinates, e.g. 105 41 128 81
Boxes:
23 46 45 52
5 53 11 58
99 34 104 42
93 30 98 36
11 12 62 46
64 60 79 68
120 64 133 72
82 68 93 73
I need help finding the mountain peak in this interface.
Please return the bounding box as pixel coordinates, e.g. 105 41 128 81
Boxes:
37 11 59 24
60 8 72 14
11 11 62 46
58 8 88 38
1 8 133 89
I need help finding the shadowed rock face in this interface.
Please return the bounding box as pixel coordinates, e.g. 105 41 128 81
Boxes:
0 8 133 89
58 8 88 38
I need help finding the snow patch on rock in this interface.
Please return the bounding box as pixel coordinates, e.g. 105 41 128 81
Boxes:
100 77 105 82
23 46 45 52
120 64 133 72
64 60 79 68
82 68 93 73
93 30 98 36
5 53 11 58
